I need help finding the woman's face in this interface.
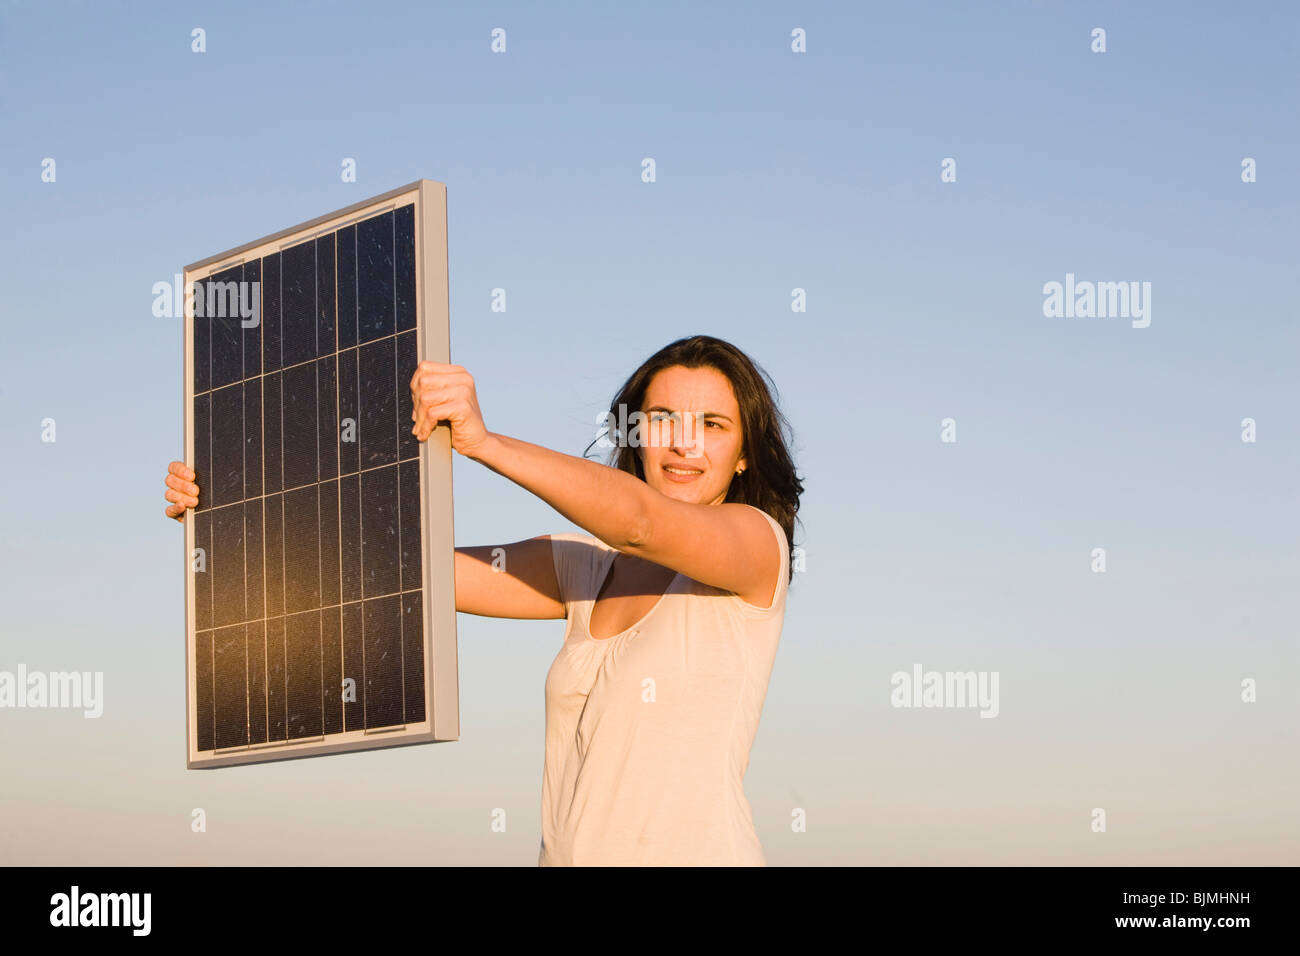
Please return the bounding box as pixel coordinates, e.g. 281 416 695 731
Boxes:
636 364 746 507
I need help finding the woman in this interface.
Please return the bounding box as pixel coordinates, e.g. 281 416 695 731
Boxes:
164 333 802 865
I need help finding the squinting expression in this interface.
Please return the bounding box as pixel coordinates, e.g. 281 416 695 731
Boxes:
637 365 746 507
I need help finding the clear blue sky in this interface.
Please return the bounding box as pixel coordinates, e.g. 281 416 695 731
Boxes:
1 0 1296 864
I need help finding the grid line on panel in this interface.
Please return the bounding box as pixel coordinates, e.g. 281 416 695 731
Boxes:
315 242 323 741
261 593 269 743
205 277 213 396
316 483 324 737
202 297 215 730
358 279 367 731
392 211 406 722
181 458 418 521
280 378 288 740
196 589 424 632
240 536 248 746
244 622 252 744
280 251 289 742
337 602 345 731
335 235 346 735
191 331 413 398
351 224 363 731
356 223 372 730
242 262 251 747
207 631 214 751
259 257 272 747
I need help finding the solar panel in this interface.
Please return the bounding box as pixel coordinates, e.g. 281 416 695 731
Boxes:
183 180 459 768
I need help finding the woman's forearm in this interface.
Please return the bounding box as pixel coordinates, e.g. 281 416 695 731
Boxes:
466 431 655 550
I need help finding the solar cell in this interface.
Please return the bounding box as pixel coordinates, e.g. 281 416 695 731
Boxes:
183 181 458 768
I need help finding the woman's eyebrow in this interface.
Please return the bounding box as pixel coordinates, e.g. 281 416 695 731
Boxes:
645 405 734 422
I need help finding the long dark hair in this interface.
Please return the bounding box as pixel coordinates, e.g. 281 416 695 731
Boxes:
583 335 803 583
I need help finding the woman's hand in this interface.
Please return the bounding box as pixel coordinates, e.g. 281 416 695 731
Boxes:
164 461 199 521
409 361 492 458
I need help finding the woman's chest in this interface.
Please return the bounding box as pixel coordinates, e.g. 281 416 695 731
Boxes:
587 553 679 640
545 601 749 716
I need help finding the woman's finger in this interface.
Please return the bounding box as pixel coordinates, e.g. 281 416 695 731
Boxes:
408 364 479 444
412 398 444 441
415 360 465 374
413 400 452 442
164 460 197 521
412 381 467 432
414 368 469 388
418 383 465 408
165 474 199 497
410 362 456 397
165 487 199 508
415 397 465 442
412 391 432 434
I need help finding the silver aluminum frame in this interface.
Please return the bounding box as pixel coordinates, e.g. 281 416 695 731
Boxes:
183 180 459 769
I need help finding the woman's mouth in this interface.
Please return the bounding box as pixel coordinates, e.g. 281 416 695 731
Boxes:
662 464 703 482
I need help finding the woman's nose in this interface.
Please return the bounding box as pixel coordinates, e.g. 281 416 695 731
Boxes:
670 414 703 457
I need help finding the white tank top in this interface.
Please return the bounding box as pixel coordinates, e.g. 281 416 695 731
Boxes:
541 504 791 866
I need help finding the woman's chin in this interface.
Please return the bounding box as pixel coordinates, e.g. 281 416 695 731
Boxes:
656 483 709 506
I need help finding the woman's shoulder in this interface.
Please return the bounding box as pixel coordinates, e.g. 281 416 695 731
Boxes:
664 505 789 617
735 504 790 566
546 530 615 554
547 532 612 609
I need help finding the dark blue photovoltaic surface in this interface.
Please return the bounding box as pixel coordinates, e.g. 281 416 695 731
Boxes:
191 205 426 755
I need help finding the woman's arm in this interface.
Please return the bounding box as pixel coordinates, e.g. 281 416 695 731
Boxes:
465 433 778 604
454 537 565 619
410 361 780 604
467 432 655 552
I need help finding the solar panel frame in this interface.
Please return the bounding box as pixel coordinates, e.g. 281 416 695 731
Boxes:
182 180 459 769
